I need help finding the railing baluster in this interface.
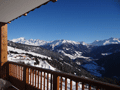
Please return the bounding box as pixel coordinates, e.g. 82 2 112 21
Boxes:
61 77 62 90
14 65 15 77
16 65 17 78
30 68 32 85
21 66 22 80
26 68 29 84
38 71 39 89
17 65 19 79
76 81 78 90
22 67 23 81
41 72 42 89
35 70 37 88
89 84 91 90
51 74 53 90
47 73 49 90
65 78 67 90
57 76 60 90
32 69 34 86
70 79 72 90
11 64 12 76
9 64 11 76
44 72 45 90
19 66 21 80
96 86 100 90
13 64 14 77
82 82 84 90
53 74 59 90
11 64 13 76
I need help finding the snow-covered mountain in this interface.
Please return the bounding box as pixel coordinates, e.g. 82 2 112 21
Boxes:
11 38 90 60
12 37 120 47
11 37 120 60
11 37 87 48
91 37 120 46
12 37 48 46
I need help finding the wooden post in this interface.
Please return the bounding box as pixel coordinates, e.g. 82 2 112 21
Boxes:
0 22 7 66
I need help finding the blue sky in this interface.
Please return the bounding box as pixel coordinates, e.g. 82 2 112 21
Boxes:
8 0 120 43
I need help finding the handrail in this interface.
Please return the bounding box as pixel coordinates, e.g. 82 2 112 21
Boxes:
2 61 120 90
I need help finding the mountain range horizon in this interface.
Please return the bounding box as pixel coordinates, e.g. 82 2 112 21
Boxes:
10 37 120 46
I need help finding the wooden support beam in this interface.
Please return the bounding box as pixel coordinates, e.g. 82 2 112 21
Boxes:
50 0 57 2
0 22 7 67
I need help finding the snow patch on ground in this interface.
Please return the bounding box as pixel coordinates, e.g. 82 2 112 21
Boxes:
101 53 112 56
81 61 105 77
58 50 90 60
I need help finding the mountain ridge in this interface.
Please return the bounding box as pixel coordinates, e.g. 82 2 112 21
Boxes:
11 37 120 47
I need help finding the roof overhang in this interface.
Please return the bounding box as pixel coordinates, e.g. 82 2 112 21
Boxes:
0 0 57 23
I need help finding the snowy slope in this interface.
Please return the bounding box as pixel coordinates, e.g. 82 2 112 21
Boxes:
58 50 90 60
8 46 55 71
81 61 105 77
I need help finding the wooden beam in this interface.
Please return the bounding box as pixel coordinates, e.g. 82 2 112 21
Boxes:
50 0 57 2
0 22 7 67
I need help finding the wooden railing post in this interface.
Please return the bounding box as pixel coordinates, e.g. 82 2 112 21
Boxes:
0 22 8 66
23 66 26 90
53 74 59 90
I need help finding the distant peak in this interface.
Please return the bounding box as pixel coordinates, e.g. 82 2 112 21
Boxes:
18 37 25 40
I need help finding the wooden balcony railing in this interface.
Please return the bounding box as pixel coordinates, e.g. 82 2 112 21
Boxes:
0 61 120 90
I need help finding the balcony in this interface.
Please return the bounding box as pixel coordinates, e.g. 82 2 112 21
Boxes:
0 61 120 90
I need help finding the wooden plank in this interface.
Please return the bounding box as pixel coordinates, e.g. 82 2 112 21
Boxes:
13 65 15 77
96 86 100 90
76 81 78 90
82 82 84 90
18 66 20 80
23 67 26 90
38 71 39 89
21 67 23 81
65 78 67 90
61 77 62 90
53 74 57 90
51 74 53 90
32 69 34 86
35 70 37 88
47 73 49 90
26 68 29 84
89 84 91 90
30 69 32 85
11 64 13 77
70 79 72 90
41 72 42 89
44 72 45 90
9 64 11 76
15 65 17 78
0 23 7 66
57 76 60 90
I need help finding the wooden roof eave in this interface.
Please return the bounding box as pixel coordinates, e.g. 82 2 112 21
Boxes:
7 0 57 24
